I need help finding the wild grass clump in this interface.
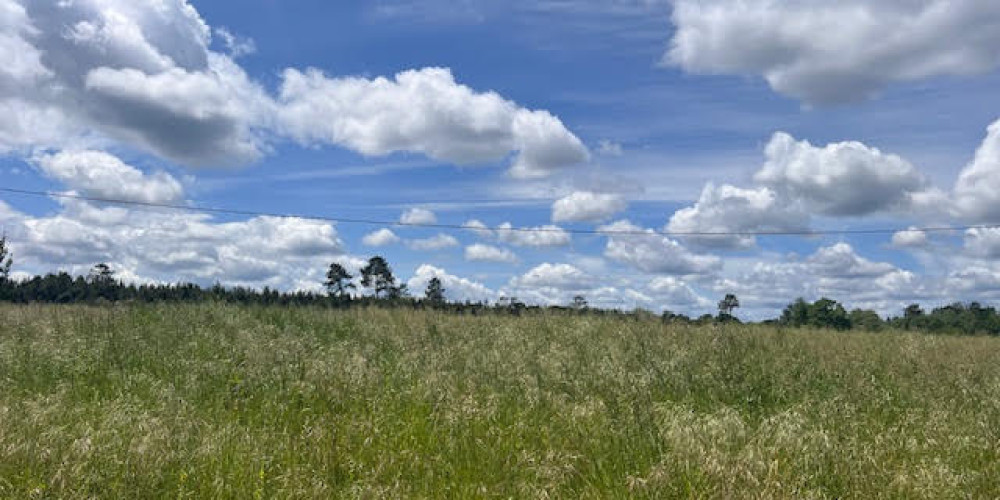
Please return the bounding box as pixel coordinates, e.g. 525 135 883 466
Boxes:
1 304 998 498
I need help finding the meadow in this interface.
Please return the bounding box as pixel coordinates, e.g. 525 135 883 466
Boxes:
1 304 998 498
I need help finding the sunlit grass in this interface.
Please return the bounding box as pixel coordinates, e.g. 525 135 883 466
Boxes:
1 303 998 498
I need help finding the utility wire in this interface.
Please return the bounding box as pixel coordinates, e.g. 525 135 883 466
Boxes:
0 186 995 238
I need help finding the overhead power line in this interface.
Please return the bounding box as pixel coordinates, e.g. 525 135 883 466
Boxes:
0 186 996 238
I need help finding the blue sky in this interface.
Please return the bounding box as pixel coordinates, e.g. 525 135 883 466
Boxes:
3 0 1000 318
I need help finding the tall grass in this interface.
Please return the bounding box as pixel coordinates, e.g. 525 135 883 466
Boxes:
1 303 998 498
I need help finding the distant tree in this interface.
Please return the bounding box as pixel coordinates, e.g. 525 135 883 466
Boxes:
497 296 525 314
780 298 811 327
0 233 12 282
89 263 115 284
571 295 588 310
324 262 355 299
903 303 925 330
387 283 409 300
661 310 690 324
695 313 715 325
808 298 851 330
717 293 740 319
360 256 396 298
849 309 884 332
425 277 445 304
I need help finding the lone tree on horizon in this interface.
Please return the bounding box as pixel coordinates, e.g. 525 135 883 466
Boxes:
0 233 12 283
718 293 740 318
425 277 445 304
325 262 355 299
360 256 397 298
89 263 115 284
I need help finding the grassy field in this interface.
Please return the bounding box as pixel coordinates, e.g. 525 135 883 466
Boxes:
1 304 999 498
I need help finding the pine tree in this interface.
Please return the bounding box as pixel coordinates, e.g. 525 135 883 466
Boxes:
0 233 12 282
324 262 355 299
360 256 396 298
425 277 445 304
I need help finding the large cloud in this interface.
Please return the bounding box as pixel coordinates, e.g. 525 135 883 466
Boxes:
0 151 345 289
708 243 939 315
9 0 270 164
2 199 345 290
755 132 928 216
667 183 807 249
963 228 1000 259
33 150 183 204
600 220 720 275
3 0 588 175
668 0 1000 104
504 262 711 311
668 131 936 250
406 264 496 303
275 67 589 178
953 119 1000 222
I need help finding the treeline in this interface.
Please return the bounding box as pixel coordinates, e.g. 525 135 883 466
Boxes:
1 236 999 335
0 268 634 318
770 297 1000 336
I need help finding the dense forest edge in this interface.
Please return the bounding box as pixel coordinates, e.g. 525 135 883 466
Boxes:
0 235 998 335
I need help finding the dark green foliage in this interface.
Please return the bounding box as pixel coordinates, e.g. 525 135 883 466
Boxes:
360 256 398 298
324 262 354 299
717 293 740 319
424 277 445 305
780 297 851 330
0 233 11 282
849 308 884 332
890 302 1000 335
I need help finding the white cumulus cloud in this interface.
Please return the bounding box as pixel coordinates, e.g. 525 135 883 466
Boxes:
2 1 588 175
891 228 929 249
755 132 928 216
600 220 720 275
496 222 571 247
34 150 184 204
667 183 808 249
668 0 1000 104
361 228 400 247
465 244 518 264
953 119 1000 222
407 233 459 251
551 191 627 223
400 208 437 225
276 67 589 178
511 263 592 290
406 264 496 303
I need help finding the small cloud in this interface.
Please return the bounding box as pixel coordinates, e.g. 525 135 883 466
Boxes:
891 228 928 249
408 233 459 251
597 140 623 156
552 191 627 223
214 27 256 58
400 208 437 225
462 219 494 239
465 244 518 264
362 228 401 247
